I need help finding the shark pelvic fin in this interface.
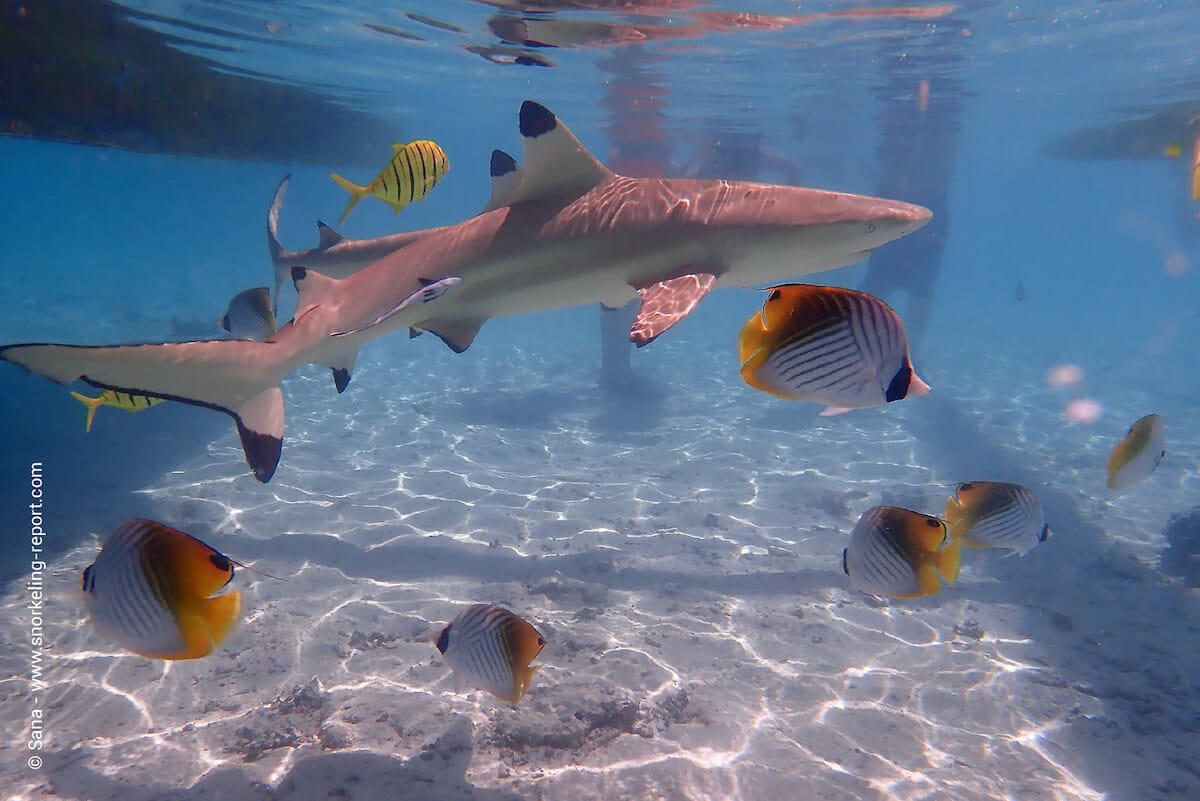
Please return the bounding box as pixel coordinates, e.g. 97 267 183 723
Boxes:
320 346 359 394
512 101 613 205
316 222 345 251
419 318 488 354
630 273 718 347
481 149 525 213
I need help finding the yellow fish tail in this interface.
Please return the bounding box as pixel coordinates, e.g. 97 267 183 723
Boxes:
330 172 369 225
943 495 968 537
70 391 104 433
173 591 242 660
931 538 963 586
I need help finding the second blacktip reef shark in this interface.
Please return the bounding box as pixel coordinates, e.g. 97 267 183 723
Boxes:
0 101 931 484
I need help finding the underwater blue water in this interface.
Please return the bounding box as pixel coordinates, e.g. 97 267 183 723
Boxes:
1 1 1199 799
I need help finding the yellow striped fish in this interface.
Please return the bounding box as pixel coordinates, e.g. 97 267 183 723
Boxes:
1106 413 1166 491
70 389 165 432
842 506 961 599
427 604 545 705
81 519 244 660
330 140 449 225
739 284 931 415
945 481 1051 557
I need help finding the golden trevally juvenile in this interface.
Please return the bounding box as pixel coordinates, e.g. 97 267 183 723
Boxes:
945 481 1051 557
738 284 931 416
842 505 961 599
219 287 277 342
330 139 449 225
81 519 245 660
427 604 545 705
1106 413 1166 491
70 389 165 432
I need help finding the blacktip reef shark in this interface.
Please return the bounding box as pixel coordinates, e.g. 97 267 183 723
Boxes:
1 100 931 484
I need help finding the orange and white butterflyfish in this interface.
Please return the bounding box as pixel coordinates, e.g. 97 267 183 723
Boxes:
842 506 961 600
738 284 931 415
70 389 166 432
330 139 450 225
219 287 277 342
80 519 245 660
1106 413 1166 491
427 604 545 705
944 481 1051 557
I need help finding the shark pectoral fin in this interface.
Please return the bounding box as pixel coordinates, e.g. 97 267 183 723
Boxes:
0 341 286 483
481 149 525 213
511 101 614 205
316 222 345 251
420 318 487 353
629 273 717 347
234 386 284 482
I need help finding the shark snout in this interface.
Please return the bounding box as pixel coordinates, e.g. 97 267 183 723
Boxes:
889 201 933 231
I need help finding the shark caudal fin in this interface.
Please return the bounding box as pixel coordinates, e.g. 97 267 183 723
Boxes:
267 174 292 311
0 341 286 482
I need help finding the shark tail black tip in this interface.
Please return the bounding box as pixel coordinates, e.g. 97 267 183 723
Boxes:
519 101 556 138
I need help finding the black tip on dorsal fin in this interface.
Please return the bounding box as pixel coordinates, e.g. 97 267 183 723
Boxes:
409 327 423 339
519 101 556 138
332 368 351 394
316 221 344 251
490 149 518 178
291 265 307 286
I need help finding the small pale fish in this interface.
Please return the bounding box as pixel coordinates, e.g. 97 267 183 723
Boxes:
842 505 961 599
427 604 545 705
81 519 244 660
945 481 1051 557
332 276 462 338
1191 133 1200 201
70 389 165 432
739 284 931 415
330 139 449 225
1106 413 1166 491
219 287 277 341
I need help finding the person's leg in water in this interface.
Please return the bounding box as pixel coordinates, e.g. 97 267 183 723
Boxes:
596 51 671 392
859 38 965 356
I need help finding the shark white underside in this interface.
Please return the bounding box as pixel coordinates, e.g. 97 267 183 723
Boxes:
1 100 931 483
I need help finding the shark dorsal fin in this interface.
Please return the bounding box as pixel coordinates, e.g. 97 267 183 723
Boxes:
316 222 345 251
481 149 525 213
509 101 612 206
291 266 340 318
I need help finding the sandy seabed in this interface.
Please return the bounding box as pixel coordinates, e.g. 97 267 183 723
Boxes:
2 327 1198 801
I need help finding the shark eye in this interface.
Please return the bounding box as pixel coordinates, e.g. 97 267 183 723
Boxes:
865 222 876 234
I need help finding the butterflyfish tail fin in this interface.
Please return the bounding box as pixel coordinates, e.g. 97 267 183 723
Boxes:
173 590 242 659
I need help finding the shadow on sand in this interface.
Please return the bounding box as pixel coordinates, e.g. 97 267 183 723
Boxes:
38 716 522 801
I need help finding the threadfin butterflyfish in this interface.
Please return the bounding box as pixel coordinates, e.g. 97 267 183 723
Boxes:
842 506 960 600
739 284 930 416
330 140 449 225
427 604 545 705
1106 414 1166 491
81 519 251 660
70 389 165 432
219 287 277 341
945 481 1051 557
